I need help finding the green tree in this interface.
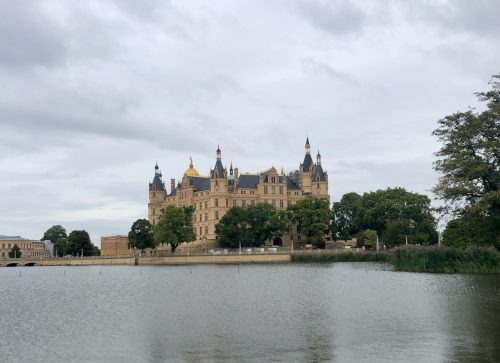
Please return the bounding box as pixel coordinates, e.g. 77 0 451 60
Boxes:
154 206 196 253
216 204 290 248
8 244 21 258
383 220 414 247
433 74 500 249
332 192 362 240
128 219 155 252
216 206 252 249
67 230 94 256
41 225 67 257
91 245 101 256
245 203 289 246
356 229 378 249
288 197 331 248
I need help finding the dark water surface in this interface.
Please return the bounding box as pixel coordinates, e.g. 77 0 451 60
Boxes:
1 263 499 362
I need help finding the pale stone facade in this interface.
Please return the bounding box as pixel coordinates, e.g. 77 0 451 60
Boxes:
0 235 52 258
148 138 329 247
100 235 130 256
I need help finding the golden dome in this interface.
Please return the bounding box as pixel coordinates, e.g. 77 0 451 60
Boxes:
184 156 200 177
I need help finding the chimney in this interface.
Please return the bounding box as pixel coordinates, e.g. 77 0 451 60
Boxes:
234 167 239 179
171 178 175 193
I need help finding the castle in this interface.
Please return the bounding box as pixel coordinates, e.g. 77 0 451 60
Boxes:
148 137 329 248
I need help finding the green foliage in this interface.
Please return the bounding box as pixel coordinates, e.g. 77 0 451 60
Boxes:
8 244 21 258
332 192 362 240
42 225 67 257
291 251 390 263
91 245 101 256
154 206 196 253
216 204 290 248
433 74 500 249
357 229 378 248
67 230 94 256
128 219 155 251
288 197 331 247
333 188 438 246
391 245 500 273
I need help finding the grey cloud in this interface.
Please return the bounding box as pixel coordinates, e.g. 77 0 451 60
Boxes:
299 0 365 35
430 0 500 36
0 1 67 68
300 58 355 83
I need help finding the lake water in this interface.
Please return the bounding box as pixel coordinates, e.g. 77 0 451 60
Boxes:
1 263 499 362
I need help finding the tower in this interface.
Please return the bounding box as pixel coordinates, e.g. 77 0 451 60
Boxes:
148 162 166 226
299 137 313 194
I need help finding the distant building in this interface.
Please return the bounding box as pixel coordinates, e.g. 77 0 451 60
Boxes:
148 137 330 248
0 235 52 258
101 235 130 256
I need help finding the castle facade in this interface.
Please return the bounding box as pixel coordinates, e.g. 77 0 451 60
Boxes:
148 137 329 247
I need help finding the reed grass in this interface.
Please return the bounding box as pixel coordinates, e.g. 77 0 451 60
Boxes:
290 251 390 263
391 245 500 273
291 246 500 273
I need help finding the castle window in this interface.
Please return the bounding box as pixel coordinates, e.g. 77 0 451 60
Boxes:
279 186 283 194
288 201 291 207
226 199 229 207
194 214 197 222
264 185 268 194
280 200 284 208
272 200 276 207
251 200 255 206
153 192 155 197
200 226 202 235
204 201 208 209
152 208 155 216
205 226 208 235
250 191 254 194
272 186 275 194
205 213 208 222
215 211 219 220
242 200 246 208
215 198 219 207
233 200 236 207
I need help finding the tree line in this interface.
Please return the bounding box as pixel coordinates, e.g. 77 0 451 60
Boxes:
41 225 100 257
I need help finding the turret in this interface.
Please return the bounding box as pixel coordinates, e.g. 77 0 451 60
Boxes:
211 145 225 179
150 162 166 192
216 144 221 160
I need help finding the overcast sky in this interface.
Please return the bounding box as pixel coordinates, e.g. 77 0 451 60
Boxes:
1 0 499 245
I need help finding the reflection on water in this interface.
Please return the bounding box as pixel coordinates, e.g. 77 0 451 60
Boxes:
0 264 498 362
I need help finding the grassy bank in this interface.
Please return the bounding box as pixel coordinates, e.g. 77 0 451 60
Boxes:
291 246 500 273
391 245 500 273
291 251 390 263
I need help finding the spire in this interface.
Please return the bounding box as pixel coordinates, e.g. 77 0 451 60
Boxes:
216 145 221 160
230 161 233 175
212 145 225 178
302 136 313 172
317 150 321 165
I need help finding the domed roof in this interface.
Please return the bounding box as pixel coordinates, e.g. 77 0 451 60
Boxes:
184 156 200 177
